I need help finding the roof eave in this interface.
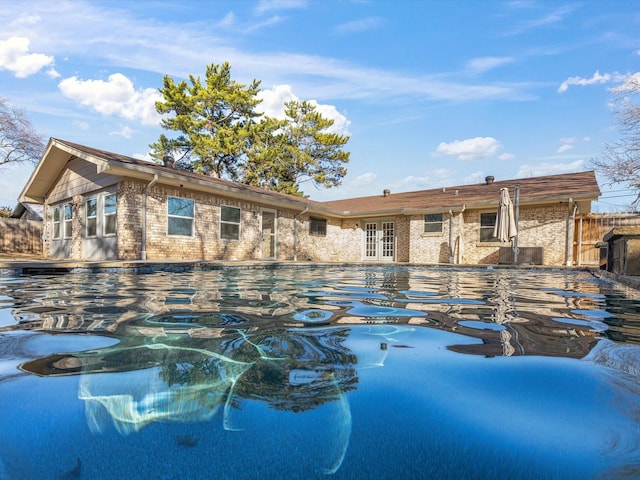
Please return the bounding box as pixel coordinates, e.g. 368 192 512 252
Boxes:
101 162 316 211
17 139 58 204
342 193 600 217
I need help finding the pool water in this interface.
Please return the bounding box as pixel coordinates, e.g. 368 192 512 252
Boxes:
0 266 639 479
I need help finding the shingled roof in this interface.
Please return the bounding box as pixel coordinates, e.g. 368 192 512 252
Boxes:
21 138 600 218
321 171 600 215
20 138 326 211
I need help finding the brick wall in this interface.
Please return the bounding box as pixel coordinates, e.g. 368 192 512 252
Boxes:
129 182 306 261
295 216 361 262
408 213 454 264
405 206 571 266
118 181 143 260
461 204 571 266
38 178 576 265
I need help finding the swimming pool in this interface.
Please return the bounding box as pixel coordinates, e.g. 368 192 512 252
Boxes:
0 265 639 479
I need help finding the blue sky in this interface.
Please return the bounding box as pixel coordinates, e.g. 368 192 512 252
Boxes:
1 0 639 211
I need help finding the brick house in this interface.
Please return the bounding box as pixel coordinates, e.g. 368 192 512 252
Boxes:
18 138 601 265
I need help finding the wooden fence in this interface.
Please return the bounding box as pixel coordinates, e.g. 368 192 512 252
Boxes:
0 218 43 255
574 213 640 266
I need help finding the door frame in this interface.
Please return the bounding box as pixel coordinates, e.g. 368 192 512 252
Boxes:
260 208 278 260
362 219 395 262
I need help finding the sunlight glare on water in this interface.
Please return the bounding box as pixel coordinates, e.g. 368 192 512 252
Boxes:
0 266 640 479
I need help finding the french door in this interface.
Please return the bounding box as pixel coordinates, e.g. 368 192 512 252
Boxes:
261 210 277 259
364 221 395 261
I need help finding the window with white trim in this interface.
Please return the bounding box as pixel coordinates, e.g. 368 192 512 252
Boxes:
103 193 117 236
63 203 73 239
86 198 98 237
52 206 61 239
167 197 194 236
220 205 241 240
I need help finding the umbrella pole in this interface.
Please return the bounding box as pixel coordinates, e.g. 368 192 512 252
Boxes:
513 184 520 264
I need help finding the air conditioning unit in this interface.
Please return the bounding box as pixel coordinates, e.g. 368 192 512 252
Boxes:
499 246 543 265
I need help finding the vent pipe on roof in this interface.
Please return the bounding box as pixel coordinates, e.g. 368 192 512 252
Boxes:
162 155 175 168
485 175 495 184
383 189 391 197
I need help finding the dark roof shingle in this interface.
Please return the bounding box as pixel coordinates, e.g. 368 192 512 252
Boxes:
321 171 600 213
54 139 600 216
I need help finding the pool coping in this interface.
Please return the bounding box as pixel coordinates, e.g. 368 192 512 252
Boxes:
2 258 638 290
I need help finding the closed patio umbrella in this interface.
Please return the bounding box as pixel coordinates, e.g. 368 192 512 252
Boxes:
493 187 517 243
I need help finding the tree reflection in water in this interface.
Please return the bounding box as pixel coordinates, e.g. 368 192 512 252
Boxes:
19 324 411 474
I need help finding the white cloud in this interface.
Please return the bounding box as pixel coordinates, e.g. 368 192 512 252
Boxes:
72 120 90 130
435 136 502 161
256 84 298 118
397 168 456 190
467 56 515 74
254 0 307 15
558 70 613 93
218 12 236 28
314 103 351 135
557 144 573 153
0 36 55 78
498 152 514 161
516 159 584 177
109 125 134 138
58 73 162 126
503 5 577 36
257 84 351 135
335 17 384 35
557 136 590 153
355 172 377 183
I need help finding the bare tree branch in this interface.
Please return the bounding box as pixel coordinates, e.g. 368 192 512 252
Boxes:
593 75 640 209
0 97 45 168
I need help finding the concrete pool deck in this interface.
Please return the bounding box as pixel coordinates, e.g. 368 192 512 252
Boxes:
1 254 639 290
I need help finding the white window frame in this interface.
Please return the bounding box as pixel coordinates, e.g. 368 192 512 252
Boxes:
63 203 73 239
220 204 241 241
52 205 62 240
103 192 117 236
167 196 195 237
85 197 98 238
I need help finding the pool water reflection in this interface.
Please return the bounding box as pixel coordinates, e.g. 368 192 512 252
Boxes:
1 266 640 479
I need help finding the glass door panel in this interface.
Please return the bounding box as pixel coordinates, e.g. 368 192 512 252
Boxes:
363 221 394 261
261 210 276 259
365 223 378 260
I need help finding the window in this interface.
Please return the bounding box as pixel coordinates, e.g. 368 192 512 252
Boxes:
424 213 443 233
309 217 327 236
168 197 194 236
52 206 61 239
103 193 117 236
63 203 73 238
86 198 97 237
220 205 241 240
480 213 497 242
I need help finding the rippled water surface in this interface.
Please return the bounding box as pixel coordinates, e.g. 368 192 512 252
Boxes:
1 265 640 479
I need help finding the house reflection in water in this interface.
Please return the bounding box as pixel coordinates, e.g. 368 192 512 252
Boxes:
19 324 409 475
